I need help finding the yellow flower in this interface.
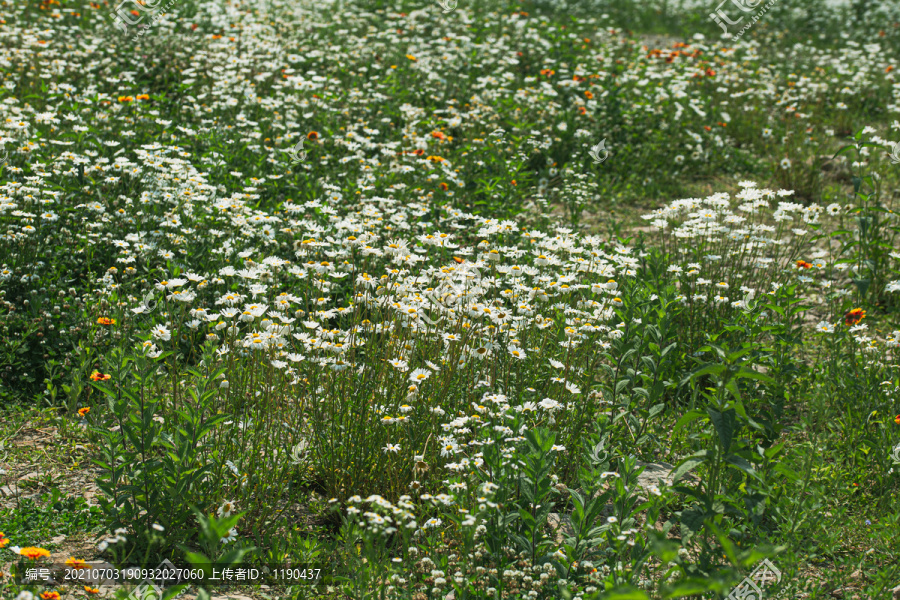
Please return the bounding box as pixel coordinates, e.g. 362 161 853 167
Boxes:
66 558 89 569
19 547 51 560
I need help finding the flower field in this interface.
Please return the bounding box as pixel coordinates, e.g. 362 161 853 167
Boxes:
2 0 900 598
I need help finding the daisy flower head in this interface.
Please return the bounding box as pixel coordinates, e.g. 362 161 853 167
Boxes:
220 528 238 544
217 500 236 518
538 397 561 411
816 321 834 333
508 345 527 360
409 368 432 383
150 324 172 341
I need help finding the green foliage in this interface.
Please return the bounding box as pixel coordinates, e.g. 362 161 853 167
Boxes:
1 0 900 598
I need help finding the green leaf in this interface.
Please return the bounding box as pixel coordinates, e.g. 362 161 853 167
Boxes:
648 534 679 563
601 588 650 600
773 463 800 482
679 362 725 387
162 584 190 600
832 144 856 159
673 410 705 436
707 407 737 453
679 505 707 537
763 303 785 316
725 455 758 480
850 278 871 297
663 579 717 598
672 458 704 484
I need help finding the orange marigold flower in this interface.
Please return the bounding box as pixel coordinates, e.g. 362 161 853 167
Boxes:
584 90 594 99
40 593 60 600
84 587 100 595
844 308 865 326
136 94 150 100
431 131 446 140
78 407 90 417
887 65 894 73
117 96 134 103
796 260 812 269
540 68 555 76
66 558 89 569
90 371 111 382
307 131 319 140
97 317 115 325
412 148 425 156
425 155 445 163
438 182 449 191
19 547 51 560
0 532 9 548
510 180 517 186
894 414 900 425
405 54 416 61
